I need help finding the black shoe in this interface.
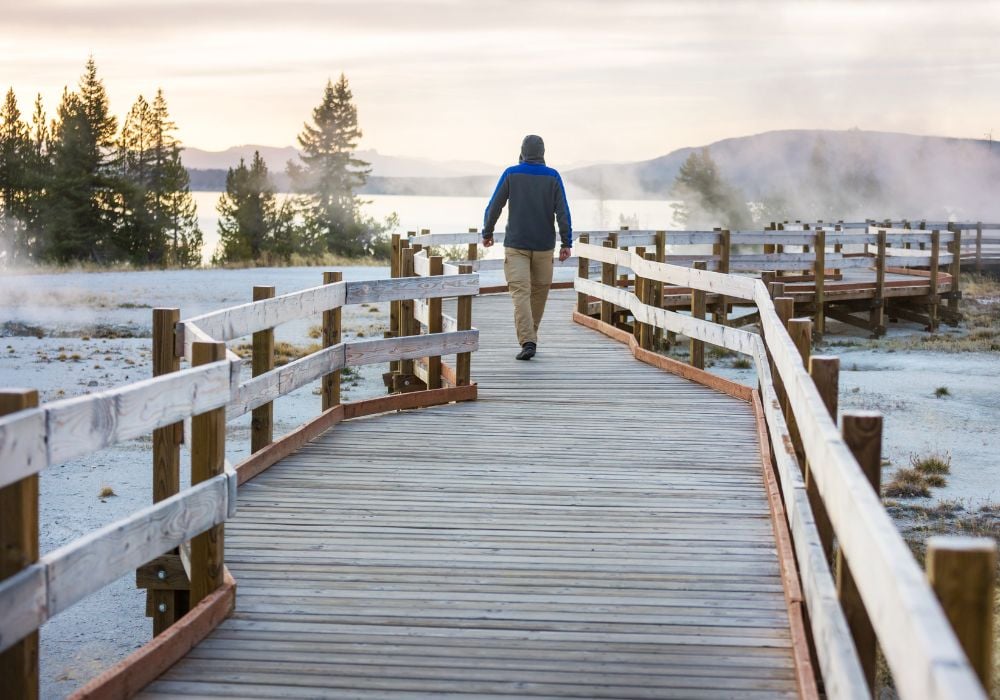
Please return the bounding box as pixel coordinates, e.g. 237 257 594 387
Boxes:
516 342 536 361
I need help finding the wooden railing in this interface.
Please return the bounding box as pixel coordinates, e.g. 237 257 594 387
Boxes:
573 239 996 700
0 271 480 698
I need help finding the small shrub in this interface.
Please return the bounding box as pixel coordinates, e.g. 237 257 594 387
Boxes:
368 306 379 313
98 485 116 499
308 325 322 339
934 386 950 398
732 357 752 369
924 474 947 488
883 468 931 498
911 451 951 475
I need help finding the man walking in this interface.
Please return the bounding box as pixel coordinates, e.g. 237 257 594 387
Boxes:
482 134 572 360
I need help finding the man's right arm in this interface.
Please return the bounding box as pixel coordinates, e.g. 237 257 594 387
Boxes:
482 170 510 241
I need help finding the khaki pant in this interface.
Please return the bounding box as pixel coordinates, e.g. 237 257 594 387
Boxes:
503 247 553 345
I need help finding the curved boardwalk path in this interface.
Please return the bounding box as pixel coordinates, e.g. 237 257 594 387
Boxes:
140 291 799 699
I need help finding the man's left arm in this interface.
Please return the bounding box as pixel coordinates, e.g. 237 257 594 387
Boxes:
554 173 572 260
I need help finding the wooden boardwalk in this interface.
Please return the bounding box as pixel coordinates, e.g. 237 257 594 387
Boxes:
140 291 800 699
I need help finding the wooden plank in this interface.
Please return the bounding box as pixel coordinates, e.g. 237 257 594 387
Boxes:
456 264 473 386
926 537 997 693
426 256 444 389
151 307 185 636
190 342 227 607
345 274 479 305
322 272 343 411
574 277 759 356
0 389 40 699
45 360 234 468
229 344 346 419
691 261 707 369
346 331 479 367
184 282 347 343
0 406 46 497
250 288 275 454
754 280 987 700
575 241 757 301
838 411 882 692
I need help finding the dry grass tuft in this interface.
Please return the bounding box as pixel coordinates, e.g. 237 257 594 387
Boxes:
911 451 951 475
883 468 932 498
232 341 321 366
98 485 116 499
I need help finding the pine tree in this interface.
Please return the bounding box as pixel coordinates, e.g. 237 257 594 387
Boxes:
288 74 375 256
670 148 752 230
42 57 121 263
115 89 202 266
150 90 202 267
215 151 294 264
0 88 33 261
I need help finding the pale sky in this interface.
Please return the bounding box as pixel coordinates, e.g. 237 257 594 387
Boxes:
2 0 998 166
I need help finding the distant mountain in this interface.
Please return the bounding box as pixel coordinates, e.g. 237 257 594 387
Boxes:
564 129 1000 218
181 145 499 178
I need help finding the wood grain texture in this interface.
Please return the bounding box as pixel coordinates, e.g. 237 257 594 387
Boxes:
46 360 233 467
140 292 801 699
0 389 40 699
754 279 987 700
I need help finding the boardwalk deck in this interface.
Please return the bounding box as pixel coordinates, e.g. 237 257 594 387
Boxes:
139 291 800 699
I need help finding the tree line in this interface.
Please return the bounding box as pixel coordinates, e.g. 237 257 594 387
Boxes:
0 59 389 267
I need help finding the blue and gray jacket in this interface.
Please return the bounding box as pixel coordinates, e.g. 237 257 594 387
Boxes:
483 135 572 251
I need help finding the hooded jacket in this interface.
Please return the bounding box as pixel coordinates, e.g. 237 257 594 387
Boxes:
483 135 572 251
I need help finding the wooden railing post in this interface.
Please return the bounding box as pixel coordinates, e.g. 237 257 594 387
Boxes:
814 229 826 338
0 389 40 700
190 341 226 606
690 261 707 369
640 252 657 350
576 234 590 315
322 271 343 410
389 233 401 375
929 230 941 332
947 225 963 323
149 307 186 635
786 318 812 460
975 221 983 273
653 231 666 348
633 246 646 343
251 286 275 453
600 239 615 325
713 229 731 325
807 356 838 561
467 228 478 267
838 410 883 693
427 255 444 390
870 229 886 337
927 537 997 693
399 248 416 382
457 264 474 386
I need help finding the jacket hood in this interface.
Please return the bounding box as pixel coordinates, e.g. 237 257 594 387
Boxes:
519 134 546 165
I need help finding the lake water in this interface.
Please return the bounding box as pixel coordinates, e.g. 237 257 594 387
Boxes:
192 192 677 264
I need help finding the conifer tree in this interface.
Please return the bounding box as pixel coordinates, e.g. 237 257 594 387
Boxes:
670 148 752 230
288 74 377 256
115 89 202 266
215 151 294 264
42 57 121 262
0 88 33 260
